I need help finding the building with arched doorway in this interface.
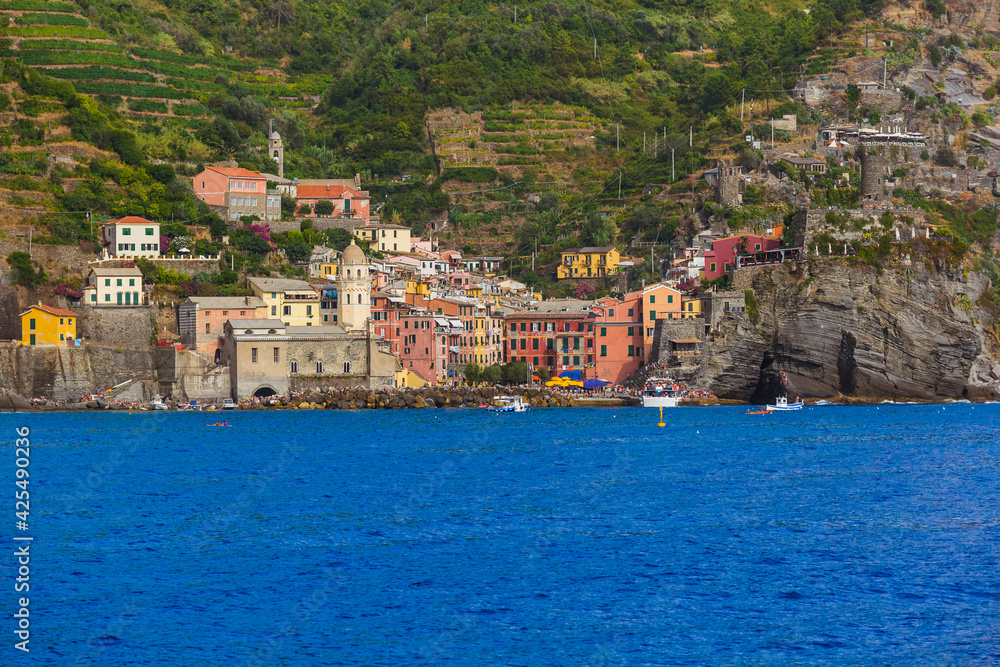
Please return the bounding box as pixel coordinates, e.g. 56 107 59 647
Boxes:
81 267 147 307
221 317 400 399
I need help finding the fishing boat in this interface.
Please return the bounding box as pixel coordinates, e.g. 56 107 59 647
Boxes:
487 395 529 412
766 396 803 411
641 378 680 408
221 398 238 410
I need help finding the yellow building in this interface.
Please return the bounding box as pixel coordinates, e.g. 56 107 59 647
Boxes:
557 246 622 279
405 280 431 298
248 277 320 327
680 295 703 319
354 224 411 253
21 304 77 346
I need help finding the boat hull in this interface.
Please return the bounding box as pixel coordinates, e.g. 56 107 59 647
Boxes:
766 402 803 411
642 395 679 408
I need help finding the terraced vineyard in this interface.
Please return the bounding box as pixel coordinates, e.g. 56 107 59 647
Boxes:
428 103 603 173
0 0 298 120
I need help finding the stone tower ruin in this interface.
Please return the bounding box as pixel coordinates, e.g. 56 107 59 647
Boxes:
716 164 742 206
859 152 890 204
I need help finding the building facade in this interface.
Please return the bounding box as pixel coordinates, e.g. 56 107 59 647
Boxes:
702 234 781 282
20 304 77 346
248 277 320 327
81 267 146 306
557 247 621 279
100 216 161 259
193 167 277 221
178 296 268 357
505 299 597 375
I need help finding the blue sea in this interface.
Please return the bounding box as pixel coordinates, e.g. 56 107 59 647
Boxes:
4 404 1000 665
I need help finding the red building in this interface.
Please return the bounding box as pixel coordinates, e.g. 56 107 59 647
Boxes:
703 234 781 281
505 299 596 375
296 183 371 221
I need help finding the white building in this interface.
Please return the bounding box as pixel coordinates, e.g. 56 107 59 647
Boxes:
100 216 161 259
81 267 147 306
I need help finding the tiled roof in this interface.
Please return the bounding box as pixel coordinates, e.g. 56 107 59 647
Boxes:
106 216 158 226
89 267 143 276
206 166 266 178
22 304 75 317
182 296 266 309
296 184 368 199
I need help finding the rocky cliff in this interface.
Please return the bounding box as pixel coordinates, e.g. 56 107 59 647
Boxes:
686 245 999 402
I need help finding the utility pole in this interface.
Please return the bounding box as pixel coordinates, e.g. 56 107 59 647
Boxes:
771 117 774 148
618 171 622 198
616 124 619 152
654 134 657 154
689 126 692 147
740 88 745 121
750 100 754 143
671 148 675 181
883 58 887 89
514 6 517 22
594 38 597 59
643 132 646 153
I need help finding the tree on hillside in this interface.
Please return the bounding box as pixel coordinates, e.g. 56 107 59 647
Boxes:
314 200 335 216
324 228 354 250
482 364 502 385
298 202 312 215
6 252 45 289
580 213 616 247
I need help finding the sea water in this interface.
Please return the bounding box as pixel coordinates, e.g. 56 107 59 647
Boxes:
6 404 1000 665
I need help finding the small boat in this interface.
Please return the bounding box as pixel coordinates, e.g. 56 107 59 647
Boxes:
149 395 169 411
641 378 680 408
746 408 773 415
221 398 238 410
487 395 529 412
766 396 803 411
205 404 219 412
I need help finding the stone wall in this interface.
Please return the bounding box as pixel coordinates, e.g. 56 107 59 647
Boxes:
69 305 155 346
0 341 157 400
860 152 892 202
860 88 904 113
799 208 928 250
0 239 96 278
650 318 706 364
0 287 20 339
90 257 222 277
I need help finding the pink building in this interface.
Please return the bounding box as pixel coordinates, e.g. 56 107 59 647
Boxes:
296 184 370 221
592 294 646 384
703 234 780 281
192 167 272 221
178 296 268 358
397 312 449 384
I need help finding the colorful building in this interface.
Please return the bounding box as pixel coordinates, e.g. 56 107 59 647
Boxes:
248 277 320 327
640 283 684 360
21 304 77 346
296 183 370 221
592 294 645 383
178 296 268 357
505 299 596 375
192 167 275 221
557 246 621 279
703 234 781 282
353 224 410 253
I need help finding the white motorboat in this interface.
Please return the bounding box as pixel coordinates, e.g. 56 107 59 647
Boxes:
487 395 529 412
221 398 238 410
150 395 169 411
767 396 803 411
641 378 680 408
